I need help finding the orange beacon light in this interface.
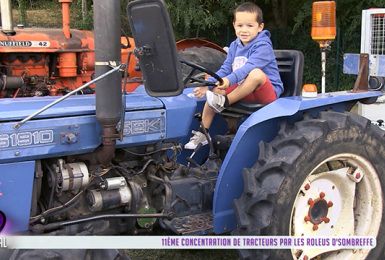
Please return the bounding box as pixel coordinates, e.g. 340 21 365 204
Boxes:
311 1 336 94
311 1 336 42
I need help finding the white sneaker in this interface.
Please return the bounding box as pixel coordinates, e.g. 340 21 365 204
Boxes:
206 91 226 113
184 130 209 150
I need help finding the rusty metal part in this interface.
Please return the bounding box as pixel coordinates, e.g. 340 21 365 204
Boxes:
13 65 123 129
59 0 73 39
95 125 120 167
176 38 226 53
352 53 369 92
57 52 77 77
305 192 331 226
321 217 330 223
0 75 24 90
169 213 213 235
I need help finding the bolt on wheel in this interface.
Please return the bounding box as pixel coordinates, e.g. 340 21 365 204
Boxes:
234 112 385 260
290 153 383 259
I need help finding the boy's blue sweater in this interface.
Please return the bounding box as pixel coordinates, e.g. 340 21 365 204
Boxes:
210 30 284 98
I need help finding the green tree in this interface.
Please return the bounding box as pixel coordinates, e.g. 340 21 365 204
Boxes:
17 0 28 26
23 0 382 91
290 0 384 90
166 0 236 39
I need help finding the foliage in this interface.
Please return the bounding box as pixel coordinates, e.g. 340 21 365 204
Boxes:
71 0 94 30
23 0 56 9
15 0 384 91
70 0 134 32
166 0 236 40
16 0 28 26
290 0 385 90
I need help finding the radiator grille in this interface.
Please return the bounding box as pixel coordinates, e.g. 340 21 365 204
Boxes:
371 14 385 55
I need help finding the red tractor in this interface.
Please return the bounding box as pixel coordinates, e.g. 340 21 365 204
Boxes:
0 0 225 98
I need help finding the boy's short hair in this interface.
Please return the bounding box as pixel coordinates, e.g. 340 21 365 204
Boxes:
233 2 263 24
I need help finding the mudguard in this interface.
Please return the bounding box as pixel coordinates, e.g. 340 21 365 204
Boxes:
0 161 35 233
213 90 382 233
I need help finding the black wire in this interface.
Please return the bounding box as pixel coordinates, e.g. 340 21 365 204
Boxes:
120 28 131 49
123 144 180 156
29 178 94 224
43 161 57 210
136 159 156 175
111 165 133 180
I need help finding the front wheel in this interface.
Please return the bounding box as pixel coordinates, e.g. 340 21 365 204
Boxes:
234 111 385 259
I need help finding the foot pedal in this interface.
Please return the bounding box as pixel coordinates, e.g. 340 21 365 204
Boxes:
163 212 213 235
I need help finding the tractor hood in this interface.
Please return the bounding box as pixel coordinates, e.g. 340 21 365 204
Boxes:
0 28 93 52
0 90 196 164
0 92 163 121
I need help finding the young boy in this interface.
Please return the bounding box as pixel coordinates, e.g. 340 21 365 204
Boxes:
185 2 283 150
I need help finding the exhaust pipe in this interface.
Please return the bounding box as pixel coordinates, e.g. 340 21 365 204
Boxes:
0 0 15 35
93 0 122 167
59 0 72 39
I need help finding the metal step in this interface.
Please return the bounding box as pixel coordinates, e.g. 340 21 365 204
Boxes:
163 212 213 235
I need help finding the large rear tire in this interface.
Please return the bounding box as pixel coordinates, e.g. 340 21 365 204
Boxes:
234 111 385 259
178 46 226 80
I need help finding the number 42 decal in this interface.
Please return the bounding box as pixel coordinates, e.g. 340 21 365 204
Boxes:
31 41 50 47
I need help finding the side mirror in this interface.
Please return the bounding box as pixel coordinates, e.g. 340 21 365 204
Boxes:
127 0 184 97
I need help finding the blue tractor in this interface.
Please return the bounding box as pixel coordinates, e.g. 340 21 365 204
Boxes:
0 0 384 259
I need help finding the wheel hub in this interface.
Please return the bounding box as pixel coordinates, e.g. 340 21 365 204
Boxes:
294 169 351 237
291 167 357 258
304 192 333 230
290 153 382 260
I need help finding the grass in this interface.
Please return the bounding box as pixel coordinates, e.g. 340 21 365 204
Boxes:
13 8 62 28
12 1 86 29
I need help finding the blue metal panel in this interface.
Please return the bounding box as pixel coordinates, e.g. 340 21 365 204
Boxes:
379 55 385 77
343 53 385 77
0 109 184 163
343 53 360 75
117 109 166 147
298 91 380 109
0 115 100 163
158 93 196 140
213 90 382 233
177 88 228 165
0 161 35 234
0 92 163 122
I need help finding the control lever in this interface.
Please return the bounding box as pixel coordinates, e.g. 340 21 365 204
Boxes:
186 143 203 168
194 113 216 159
186 113 217 168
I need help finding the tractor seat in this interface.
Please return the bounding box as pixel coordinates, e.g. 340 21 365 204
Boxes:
222 50 304 116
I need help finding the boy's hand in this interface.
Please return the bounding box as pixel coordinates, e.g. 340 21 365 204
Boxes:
193 86 208 98
216 77 230 90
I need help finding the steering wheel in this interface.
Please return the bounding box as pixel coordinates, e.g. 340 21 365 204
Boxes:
180 59 223 88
